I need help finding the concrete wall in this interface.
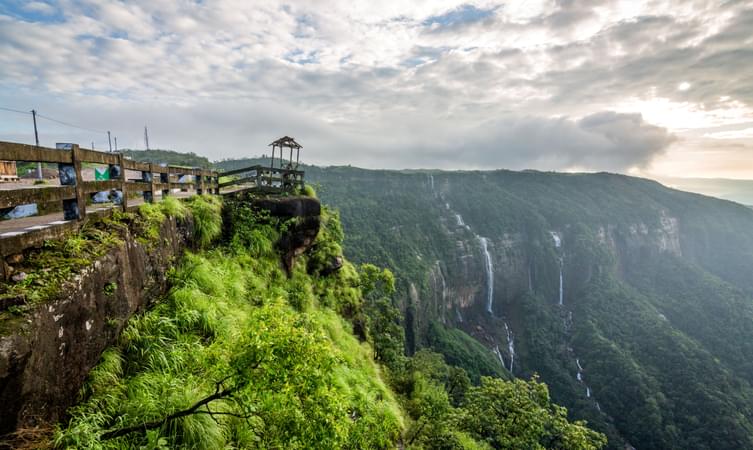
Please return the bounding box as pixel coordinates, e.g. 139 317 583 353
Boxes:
0 215 193 434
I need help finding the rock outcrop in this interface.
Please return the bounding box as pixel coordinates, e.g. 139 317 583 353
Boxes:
0 216 193 435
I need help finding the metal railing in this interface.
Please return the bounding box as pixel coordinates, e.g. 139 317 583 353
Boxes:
219 164 305 193
0 140 219 221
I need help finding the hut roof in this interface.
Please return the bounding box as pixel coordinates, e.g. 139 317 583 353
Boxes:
268 136 302 149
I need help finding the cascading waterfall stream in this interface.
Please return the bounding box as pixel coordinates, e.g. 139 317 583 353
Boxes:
551 232 564 306
442 199 515 377
575 357 598 404
558 259 564 306
479 236 494 314
493 345 505 367
504 322 515 374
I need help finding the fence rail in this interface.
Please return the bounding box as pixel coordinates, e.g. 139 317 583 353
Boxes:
0 140 219 221
219 165 305 191
0 141 307 266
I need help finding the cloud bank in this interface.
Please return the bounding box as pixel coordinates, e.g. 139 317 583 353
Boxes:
0 0 750 174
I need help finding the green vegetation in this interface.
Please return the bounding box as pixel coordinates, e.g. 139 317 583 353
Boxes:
104 282 117 297
54 196 606 449
0 195 220 334
303 166 753 450
121 149 211 168
55 203 405 449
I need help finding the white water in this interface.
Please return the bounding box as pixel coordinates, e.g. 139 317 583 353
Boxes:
550 231 561 248
455 214 465 227
586 387 591 398
576 358 583 371
558 258 564 305
455 308 463 323
577 372 582 381
551 232 564 305
429 174 434 191
479 237 494 314
493 345 505 367
504 322 515 374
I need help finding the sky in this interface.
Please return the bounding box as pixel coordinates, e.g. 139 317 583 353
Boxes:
0 0 751 178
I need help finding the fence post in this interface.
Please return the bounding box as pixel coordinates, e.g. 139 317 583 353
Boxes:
160 167 169 198
115 153 128 211
59 144 84 220
143 164 154 203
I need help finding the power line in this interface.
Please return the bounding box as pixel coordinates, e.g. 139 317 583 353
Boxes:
0 106 32 115
1 105 129 152
35 112 108 135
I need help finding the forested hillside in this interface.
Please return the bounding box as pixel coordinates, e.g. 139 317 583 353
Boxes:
121 149 212 168
304 167 753 450
51 193 604 449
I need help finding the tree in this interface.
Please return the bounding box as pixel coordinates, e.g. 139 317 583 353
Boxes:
458 376 607 450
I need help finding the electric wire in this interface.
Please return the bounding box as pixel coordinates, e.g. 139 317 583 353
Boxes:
35 113 108 135
0 106 32 115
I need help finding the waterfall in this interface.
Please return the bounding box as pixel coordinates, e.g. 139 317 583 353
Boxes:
493 345 505 367
504 322 515 374
429 174 435 192
550 231 561 248
560 256 565 306
455 308 464 323
586 387 591 398
576 358 583 371
455 214 465 227
551 232 564 305
479 237 494 314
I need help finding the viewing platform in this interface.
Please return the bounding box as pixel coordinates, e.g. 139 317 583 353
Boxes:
0 136 307 275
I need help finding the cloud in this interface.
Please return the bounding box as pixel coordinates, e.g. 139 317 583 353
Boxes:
0 0 749 177
382 111 675 171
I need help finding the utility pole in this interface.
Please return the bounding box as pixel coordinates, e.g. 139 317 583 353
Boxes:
144 126 150 150
108 131 112 152
114 136 118 152
31 109 41 179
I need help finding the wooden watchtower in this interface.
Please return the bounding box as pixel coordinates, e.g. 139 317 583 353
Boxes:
269 136 302 170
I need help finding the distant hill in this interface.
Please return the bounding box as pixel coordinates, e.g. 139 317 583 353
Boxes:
120 149 211 169
657 176 753 206
213 157 312 173
304 166 753 449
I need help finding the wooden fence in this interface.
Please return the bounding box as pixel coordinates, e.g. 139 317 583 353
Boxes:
0 141 219 221
219 164 305 192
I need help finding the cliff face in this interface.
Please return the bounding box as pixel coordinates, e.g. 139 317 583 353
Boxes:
0 216 193 434
412 186 686 394
307 166 753 450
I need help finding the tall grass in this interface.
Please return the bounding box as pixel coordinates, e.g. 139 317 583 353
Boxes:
55 208 404 449
185 195 222 247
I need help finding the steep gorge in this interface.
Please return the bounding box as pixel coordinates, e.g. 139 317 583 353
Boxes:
307 167 753 450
